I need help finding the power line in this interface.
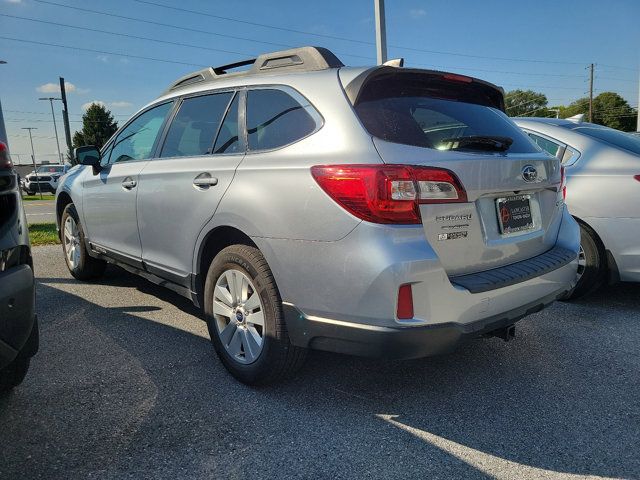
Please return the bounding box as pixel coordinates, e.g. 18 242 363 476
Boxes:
31 0 372 61
0 13 260 58
0 35 208 67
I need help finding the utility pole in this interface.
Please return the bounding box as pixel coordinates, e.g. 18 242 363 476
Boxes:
374 0 387 65
21 127 43 199
636 68 640 132
588 63 594 123
59 77 73 162
39 97 63 164
0 60 8 149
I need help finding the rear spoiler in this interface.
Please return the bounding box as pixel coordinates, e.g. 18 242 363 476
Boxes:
343 66 506 112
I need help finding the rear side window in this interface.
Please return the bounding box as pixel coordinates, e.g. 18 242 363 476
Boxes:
213 94 240 154
354 73 537 154
246 89 318 151
527 133 561 157
161 92 233 158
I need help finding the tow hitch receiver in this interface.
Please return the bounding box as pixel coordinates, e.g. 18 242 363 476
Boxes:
486 324 516 342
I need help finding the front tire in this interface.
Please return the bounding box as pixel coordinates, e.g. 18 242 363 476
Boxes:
0 357 30 394
61 203 107 280
204 245 306 385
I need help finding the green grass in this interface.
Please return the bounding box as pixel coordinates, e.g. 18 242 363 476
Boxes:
22 194 55 202
28 223 59 246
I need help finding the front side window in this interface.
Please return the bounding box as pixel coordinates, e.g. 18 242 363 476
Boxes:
246 89 318 151
160 93 233 158
108 102 173 164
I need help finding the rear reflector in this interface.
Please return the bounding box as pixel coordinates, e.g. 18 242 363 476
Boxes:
397 284 414 319
561 166 567 200
311 164 467 224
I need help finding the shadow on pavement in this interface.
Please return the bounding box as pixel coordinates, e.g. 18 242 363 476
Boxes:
1 265 638 479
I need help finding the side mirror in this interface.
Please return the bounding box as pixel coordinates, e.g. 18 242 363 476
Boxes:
75 146 101 174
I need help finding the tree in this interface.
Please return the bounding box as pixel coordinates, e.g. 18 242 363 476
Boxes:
72 103 118 151
505 89 550 117
560 92 637 131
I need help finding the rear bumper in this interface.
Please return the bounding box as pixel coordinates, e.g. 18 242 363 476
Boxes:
0 265 38 368
284 288 564 359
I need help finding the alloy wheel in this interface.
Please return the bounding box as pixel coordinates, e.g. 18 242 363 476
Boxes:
213 269 265 364
63 216 81 270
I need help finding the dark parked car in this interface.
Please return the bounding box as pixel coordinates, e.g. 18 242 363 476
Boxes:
0 141 38 393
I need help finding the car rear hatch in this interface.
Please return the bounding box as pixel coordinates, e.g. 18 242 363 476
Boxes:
345 67 564 276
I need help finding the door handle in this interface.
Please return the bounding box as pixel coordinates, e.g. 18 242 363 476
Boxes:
193 174 218 188
122 178 137 190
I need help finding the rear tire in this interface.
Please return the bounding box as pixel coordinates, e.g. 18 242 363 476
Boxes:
0 357 30 394
561 223 606 300
61 203 107 280
204 245 306 385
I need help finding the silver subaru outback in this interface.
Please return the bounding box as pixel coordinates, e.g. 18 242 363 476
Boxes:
56 47 579 384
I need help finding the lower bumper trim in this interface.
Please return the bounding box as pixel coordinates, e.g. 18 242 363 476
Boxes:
283 289 565 360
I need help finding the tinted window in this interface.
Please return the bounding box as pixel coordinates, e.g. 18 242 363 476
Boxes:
108 102 172 164
213 93 240 154
527 133 561 157
37 165 65 173
160 93 232 158
567 124 640 155
246 89 317 151
354 74 537 154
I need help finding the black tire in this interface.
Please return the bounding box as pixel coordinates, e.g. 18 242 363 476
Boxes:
60 203 107 280
0 357 30 394
562 223 606 300
204 245 306 385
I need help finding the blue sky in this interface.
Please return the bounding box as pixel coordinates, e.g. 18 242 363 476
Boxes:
1 0 638 163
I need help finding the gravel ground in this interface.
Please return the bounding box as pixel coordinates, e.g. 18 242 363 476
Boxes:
1 245 638 479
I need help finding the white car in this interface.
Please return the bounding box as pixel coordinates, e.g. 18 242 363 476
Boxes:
23 164 70 195
515 117 640 299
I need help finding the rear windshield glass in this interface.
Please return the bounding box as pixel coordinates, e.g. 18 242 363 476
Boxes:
566 124 640 155
354 73 538 154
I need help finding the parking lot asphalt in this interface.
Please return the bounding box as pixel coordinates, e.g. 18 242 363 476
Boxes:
1 245 638 479
22 199 56 225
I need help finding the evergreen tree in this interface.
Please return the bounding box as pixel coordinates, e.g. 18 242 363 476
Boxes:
72 103 118 151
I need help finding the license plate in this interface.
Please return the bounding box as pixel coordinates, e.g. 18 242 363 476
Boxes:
496 195 534 234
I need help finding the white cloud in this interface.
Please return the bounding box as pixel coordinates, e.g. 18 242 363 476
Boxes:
409 8 427 18
82 100 107 111
5 0 23 3
109 101 133 108
36 81 77 94
97 55 109 63
81 100 132 111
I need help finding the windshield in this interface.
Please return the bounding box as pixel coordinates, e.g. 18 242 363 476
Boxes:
36 165 65 174
566 124 640 155
354 75 538 154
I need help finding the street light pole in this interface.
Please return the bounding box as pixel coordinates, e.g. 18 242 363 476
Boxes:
21 127 43 199
39 97 63 164
374 0 387 65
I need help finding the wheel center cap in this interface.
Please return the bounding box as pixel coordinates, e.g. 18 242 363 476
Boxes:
235 310 245 324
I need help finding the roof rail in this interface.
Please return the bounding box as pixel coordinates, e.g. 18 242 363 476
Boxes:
163 46 344 95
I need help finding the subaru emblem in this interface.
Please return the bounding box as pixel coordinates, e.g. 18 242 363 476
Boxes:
522 165 538 182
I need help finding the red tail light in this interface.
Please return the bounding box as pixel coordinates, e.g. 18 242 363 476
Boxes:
560 166 567 200
397 284 414 319
634 175 640 182
311 164 467 224
0 142 12 169
442 73 473 83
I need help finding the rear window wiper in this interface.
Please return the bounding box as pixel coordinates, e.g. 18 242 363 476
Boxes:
440 135 513 152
